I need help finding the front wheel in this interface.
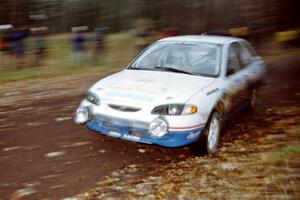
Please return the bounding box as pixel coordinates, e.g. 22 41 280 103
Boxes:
191 111 222 156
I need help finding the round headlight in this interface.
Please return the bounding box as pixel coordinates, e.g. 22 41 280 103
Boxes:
149 118 168 138
74 107 90 124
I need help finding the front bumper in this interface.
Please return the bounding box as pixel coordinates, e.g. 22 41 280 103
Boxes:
86 118 204 147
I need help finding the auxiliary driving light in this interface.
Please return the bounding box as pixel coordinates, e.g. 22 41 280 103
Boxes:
149 117 168 138
74 107 90 124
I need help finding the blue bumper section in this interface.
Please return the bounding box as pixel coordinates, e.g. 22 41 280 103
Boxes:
86 120 204 147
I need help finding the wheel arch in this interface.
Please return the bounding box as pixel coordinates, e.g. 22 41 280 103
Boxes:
211 98 225 117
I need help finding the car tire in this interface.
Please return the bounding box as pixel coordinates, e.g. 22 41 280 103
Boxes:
191 110 222 156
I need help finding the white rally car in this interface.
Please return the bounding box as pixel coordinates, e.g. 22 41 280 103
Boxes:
75 35 265 155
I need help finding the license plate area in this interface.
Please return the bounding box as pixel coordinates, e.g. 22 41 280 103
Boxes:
108 130 121 138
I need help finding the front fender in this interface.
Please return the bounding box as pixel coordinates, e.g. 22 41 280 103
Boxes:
186 86 225 125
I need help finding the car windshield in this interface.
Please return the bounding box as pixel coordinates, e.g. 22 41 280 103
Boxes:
129 41 221 77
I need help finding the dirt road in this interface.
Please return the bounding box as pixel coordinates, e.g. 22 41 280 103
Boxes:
0 72 193 199
0 53 299 199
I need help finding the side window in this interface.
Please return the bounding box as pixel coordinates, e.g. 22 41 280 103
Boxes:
239 42 254 66
227 42 253 76
227 43 241 76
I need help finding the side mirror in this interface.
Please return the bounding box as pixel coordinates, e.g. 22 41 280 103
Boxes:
226 68 235 76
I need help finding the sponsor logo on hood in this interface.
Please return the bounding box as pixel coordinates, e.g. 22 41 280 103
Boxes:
105 91 154 102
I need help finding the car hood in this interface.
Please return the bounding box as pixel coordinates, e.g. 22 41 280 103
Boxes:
89 69 215 106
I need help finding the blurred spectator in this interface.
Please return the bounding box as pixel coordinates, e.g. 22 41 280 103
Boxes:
4 28 30 68
93 27 109 64
0 34 8 68
72 30 87 65
31 27 48 66
0 25 13 68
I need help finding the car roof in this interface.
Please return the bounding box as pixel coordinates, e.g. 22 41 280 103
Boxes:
158 35 243 45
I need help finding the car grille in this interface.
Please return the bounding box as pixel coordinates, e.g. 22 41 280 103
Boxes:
108 104 141 112
93 114 149 130
102 121 120 132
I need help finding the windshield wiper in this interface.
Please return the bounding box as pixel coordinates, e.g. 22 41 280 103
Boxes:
128 67 143 70
127 67 154 71
154 66 194 75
